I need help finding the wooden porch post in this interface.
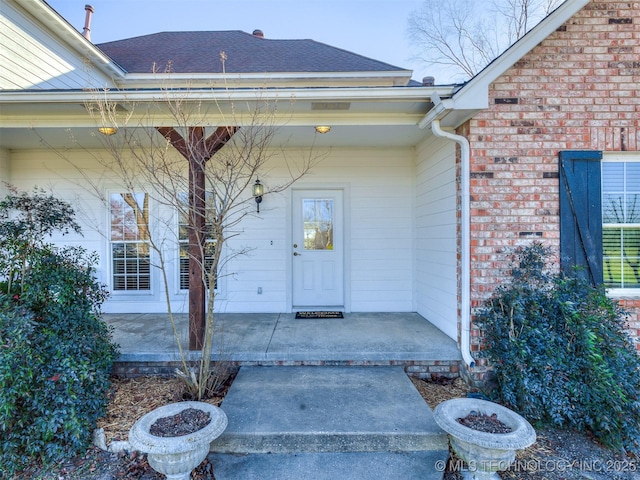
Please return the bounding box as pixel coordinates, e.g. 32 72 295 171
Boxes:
156 126 237 350
188 127 207 350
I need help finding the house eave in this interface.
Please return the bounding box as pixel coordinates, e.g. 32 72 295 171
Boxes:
0 85 456 130
417 92 483 131
10 0 126 81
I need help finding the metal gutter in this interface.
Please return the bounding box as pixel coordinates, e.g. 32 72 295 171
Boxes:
0 85 457 103
120 70 417 88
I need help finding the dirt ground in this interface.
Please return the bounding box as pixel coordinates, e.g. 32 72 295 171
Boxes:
16 375 640 480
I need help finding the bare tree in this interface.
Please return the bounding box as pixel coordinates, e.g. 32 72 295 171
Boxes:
50 64 319 399
408 0 564 82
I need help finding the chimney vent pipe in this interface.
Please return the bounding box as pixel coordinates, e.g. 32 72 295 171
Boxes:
422 76 435 87
82 5 94 40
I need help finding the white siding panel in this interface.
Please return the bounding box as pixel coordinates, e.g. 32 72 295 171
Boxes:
342 150 414 312
1 3 113 90
0 148 9 196
8 146 415 313
415 135 458 340
8 150 136 306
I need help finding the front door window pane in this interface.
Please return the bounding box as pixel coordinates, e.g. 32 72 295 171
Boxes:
303 199 333 250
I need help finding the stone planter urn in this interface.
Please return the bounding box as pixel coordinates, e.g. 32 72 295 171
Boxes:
433 398 536 480
129 401 227 480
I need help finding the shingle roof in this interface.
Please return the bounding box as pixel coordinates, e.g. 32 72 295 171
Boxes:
96 30 407 74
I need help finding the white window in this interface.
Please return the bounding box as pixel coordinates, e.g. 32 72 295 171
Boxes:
178 193 216 290
602 155 640 290
109 193 151 291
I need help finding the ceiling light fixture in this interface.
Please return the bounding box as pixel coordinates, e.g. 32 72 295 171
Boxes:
98 127 118 136
315 125 331 134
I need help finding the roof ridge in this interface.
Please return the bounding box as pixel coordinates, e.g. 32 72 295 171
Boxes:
96 30 251 45
95 30 412 75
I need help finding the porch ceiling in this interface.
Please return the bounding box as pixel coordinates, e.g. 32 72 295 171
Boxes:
0 87 453 150
0 124 430 149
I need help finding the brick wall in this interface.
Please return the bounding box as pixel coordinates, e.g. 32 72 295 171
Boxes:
462 0 640 375
620 298 640 351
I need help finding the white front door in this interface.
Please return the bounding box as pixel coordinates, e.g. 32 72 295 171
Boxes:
292 189 344 308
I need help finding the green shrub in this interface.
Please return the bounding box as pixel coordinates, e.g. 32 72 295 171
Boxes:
477 243 640 455
0 188 118 476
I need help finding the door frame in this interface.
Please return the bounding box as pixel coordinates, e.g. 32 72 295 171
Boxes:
287 184 351 312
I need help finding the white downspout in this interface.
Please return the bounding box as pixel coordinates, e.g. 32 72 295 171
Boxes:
431 119 475 369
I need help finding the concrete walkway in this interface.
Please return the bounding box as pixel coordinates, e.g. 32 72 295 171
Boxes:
209 366 449 480
105 314 456 478
104 312 461 365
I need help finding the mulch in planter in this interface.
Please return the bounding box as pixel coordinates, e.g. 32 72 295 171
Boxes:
457 411 513 434
150 408 211 437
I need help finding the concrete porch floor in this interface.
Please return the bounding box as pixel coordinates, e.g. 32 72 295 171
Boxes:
104 312 462 375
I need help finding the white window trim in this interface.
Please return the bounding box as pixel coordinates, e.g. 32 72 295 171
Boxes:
606 288 640 298
602 153 640 297
108 191 154 296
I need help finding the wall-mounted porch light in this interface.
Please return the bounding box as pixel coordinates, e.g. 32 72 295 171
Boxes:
253 178 264 213
315 125 331 134
98 126 118 136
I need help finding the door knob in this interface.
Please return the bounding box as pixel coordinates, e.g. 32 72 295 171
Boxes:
293 252 301 256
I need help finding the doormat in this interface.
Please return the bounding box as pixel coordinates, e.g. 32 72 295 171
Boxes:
295 311 344 319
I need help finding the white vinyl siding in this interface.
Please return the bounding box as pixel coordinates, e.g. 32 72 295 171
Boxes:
414 135 458 340
321 149 414 312
8 146 419 314
0 149 9 196
0 2 113 90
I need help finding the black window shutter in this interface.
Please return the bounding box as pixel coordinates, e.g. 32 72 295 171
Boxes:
559 150 603 285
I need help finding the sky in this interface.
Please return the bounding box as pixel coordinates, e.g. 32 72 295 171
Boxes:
46 0 434 82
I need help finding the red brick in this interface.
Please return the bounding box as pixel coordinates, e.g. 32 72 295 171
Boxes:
460 0 640 356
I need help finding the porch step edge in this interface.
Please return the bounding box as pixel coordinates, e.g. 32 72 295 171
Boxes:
209 431 448 454
208 450 448 480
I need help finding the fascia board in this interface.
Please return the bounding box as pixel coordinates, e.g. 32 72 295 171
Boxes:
418 95 484 131
0 85 457 103
10 0 125 80
118 71 416 88
451 0 590 111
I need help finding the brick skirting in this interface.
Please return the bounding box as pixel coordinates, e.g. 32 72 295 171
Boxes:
111 359 462 379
